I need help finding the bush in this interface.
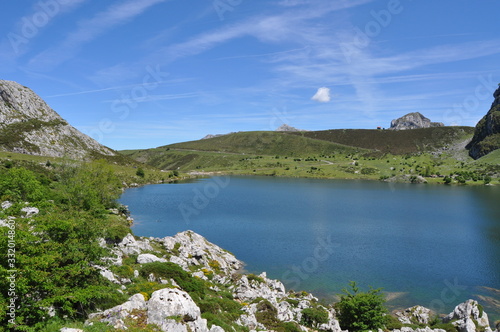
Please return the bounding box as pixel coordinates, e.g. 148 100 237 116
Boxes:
335 281 388 332
139 262 207 300
300 306 329 328
385 315 403 330
0 167 46 202
136 168 145 178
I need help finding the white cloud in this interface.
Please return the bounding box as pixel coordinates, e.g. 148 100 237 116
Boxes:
311 87 331 103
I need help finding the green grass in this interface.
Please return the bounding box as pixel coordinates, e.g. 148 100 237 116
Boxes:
288 127 475 155
119 126 500 185
139 131 367 157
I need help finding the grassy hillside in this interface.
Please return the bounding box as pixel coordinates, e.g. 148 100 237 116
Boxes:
288 127 475 155
164 131 367 156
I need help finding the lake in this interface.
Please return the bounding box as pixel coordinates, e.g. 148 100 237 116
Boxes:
119 176 500 322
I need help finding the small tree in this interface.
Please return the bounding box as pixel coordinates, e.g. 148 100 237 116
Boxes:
136 167 145 178
335 281 388 332
484 175 492 185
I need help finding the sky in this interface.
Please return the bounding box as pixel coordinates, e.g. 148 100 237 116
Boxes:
1 0 500 150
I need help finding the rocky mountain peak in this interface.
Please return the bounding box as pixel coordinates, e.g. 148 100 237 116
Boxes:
0 80 117 159
466 86 500 159
389 112 444 130
275 124 304 132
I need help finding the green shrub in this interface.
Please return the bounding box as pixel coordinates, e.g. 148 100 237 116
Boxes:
139 262 207 300
335 281 388 332
385 315 403 330
136 168 145 178
247 273 265 283
431 322 459 332
300 306 329 328
126 282 171 298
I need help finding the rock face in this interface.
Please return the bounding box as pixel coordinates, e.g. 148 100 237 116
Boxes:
443 299 491 332
466 87 500 159
159 230 242 276
0 80 117 159
396 305 432 325
389 112 444 130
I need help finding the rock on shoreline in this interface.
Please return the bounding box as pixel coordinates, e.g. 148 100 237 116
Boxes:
80 230 498 332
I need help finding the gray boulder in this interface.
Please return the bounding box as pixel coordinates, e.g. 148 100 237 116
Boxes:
443 299 491 332
147 288 212 332
160 230 242 276
118 233 153 255
87 293 146 329
396 305 433 325
137 253 167 264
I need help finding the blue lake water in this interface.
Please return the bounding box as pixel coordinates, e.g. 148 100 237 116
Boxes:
119 176 500 321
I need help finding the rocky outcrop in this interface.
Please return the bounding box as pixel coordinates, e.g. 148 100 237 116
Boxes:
466 87 500 159
147 288 217 332
88 293 147 329
396 305 432 325
159 230 242 276
389 112 444 130
85 230 496 332
275 124 306 132
443 299 492 332
0 80 117 159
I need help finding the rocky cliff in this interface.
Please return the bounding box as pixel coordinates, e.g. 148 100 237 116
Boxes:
389 112 444 131
0 80 117 159
466 87 500 159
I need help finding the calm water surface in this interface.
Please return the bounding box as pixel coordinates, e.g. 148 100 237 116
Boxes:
119 176 500 320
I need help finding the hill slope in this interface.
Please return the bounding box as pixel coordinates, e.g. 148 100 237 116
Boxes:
123 131 369 171
288 127 475 155
0 80 117 160
165 131 365 156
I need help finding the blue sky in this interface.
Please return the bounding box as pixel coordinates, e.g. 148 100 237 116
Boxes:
1 0 499 150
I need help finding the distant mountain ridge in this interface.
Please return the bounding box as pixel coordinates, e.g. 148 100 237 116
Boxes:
389 112 444 130
0 80 117 159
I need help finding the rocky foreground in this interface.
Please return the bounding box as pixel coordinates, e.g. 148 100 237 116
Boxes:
55 226 499 332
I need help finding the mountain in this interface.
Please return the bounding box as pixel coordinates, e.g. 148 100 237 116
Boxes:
275 124 305 132
389 112 444 130
466 86 500 159
0 80 117 160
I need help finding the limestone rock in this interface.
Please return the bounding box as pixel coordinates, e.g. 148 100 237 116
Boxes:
0 80 117 159
467 87 500 159
389 112 444 131
443 299 491 332
1 201 12 210
20 207 39 218
276 124 306 132
147 288 210 332
60 328 84 332
234 273 287 302
396 305 433 325
160 230 242 276
137 253 167 264
87 293 146 329
118 233 154 255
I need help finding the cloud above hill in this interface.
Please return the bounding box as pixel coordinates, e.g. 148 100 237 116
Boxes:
311 87 331 103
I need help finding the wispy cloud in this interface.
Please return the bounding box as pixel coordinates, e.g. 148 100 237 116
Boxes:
45 78 193 98
27 0 167 71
